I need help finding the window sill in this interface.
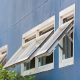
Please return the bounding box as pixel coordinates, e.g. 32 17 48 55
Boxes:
36 63 53 73
59 57 74 68
21 63 54 76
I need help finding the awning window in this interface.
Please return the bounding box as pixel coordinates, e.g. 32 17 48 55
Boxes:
34 20 73 57
4 31 52 68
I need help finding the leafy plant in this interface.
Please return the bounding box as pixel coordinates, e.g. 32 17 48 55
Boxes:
0 64 35 80
0 64 17 80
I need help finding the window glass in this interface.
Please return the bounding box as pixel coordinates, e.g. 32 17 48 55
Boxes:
38 52 53 67
24 58 35 70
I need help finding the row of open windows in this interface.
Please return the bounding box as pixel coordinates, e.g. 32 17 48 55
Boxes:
24 34 73 71
24 26 73 70
23 6 74 70
24 36 73 71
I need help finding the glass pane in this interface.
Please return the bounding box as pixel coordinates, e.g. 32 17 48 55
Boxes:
24 58 35 70
38 57 46 66
24 62 30 70
38 52 53 67
30 58 35 68
46 53 53 64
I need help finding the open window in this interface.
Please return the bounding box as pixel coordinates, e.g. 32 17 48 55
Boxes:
24 58 35 71
38 52 53 67
59 4 75 68
34 51 54 74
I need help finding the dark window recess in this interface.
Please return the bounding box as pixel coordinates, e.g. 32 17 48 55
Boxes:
30 58 35 69
25 35 36 43
24 58 35 70
46 53 53 64
39 25 54 36
63 15 74 23
2 51 6 54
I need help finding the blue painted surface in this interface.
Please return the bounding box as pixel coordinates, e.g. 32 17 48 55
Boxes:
0 0 80 80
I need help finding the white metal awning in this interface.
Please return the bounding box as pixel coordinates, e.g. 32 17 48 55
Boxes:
33 20 73 57
4 31 52 68
4 20 73 68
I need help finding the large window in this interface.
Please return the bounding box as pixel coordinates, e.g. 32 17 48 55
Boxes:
59 4 75 68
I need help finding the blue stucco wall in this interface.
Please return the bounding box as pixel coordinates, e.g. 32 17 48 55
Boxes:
0 0 80 80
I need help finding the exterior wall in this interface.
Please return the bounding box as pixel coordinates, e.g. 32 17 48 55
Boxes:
0 0 80 80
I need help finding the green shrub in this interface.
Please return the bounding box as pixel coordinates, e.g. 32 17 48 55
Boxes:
0 64 35 80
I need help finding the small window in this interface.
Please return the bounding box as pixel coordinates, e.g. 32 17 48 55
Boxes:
25 35 36 43
39 25 54 36
63 14 74 23
24 58 35 70
38 52 53 67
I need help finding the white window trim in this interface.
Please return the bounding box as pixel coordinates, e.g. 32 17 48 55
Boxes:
21 52 54 76
22 16 55 47
59 4 75 68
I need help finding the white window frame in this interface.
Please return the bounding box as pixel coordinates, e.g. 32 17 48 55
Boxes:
59 4 75 68
22 16 55 47
0 45 8 64
21 16 55 76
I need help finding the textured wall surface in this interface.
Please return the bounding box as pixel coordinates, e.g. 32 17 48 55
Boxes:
0 0 80 80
